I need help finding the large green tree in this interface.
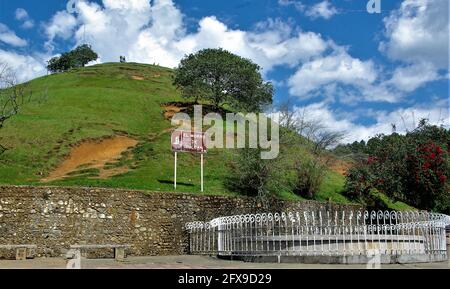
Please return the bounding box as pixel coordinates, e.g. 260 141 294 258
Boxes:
173 48 273 112
70 44 98 67
47 44 98 73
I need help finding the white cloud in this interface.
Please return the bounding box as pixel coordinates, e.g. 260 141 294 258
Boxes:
0 9 47 82
15 8 34 29
0 24 27 47
44 10 78 50
388 62 440 92
42 0 327 72
277 0 305 11
379 0 449 95
287 50 379 100
305 1 338 19
288 0 449 103
21 20 35 30
357 82 403 103
278 0 293 6
0 50 47 83
171 17 328 71
15 8 29 21
380 0 448 74
102 0 151 10
295 100 449 143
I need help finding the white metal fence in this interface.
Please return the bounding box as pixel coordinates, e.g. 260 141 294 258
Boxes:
186 211 450 257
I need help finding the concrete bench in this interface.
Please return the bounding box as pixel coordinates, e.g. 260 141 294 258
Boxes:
0 245 37 260
69 244 130 261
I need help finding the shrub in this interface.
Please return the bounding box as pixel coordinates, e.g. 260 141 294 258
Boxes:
291 157 325 199
225 148 274 198
344 161 375 200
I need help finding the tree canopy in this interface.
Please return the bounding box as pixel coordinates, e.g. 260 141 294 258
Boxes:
173 48 273 112
47 44 98 73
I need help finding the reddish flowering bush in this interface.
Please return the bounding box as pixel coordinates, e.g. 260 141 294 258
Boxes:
344 122 449 213
404 142 449 210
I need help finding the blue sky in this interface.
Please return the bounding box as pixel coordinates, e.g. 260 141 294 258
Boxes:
0 0 448 143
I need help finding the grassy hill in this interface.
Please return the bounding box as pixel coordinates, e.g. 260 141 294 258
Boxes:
0 62 361 203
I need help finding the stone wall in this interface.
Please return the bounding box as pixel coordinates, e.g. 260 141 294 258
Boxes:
0 186 362 258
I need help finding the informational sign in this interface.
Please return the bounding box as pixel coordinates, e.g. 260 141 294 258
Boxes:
171 130 206 192
171 130 207 154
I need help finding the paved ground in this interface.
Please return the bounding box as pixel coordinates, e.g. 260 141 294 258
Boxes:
0 255 449 269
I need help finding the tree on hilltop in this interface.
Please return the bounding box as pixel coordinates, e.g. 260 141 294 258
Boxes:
47 44 98 73
173 48 273 112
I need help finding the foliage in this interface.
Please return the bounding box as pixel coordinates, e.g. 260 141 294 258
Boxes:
47 44 98 73
333 140 368 162
404 142 449 212
225 148 276 198
281 101 345 199
71 44 98 67
173 48 273 112
344 161 376 200
344 121 449 213
291 157 326 199
224 102 345 201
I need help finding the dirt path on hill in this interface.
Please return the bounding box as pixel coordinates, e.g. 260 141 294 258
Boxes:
42 136 138 182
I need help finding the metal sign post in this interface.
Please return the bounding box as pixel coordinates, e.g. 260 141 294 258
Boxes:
200 153 204 192
174 152 177 190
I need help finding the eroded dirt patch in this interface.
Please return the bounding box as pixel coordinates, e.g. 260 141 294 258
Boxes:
162 103 187 120
161 102 231 121
42 135 138 182
329 159 353 176
132 75 145 80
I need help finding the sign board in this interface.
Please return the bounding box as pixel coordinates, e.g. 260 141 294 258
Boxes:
171 130 206 192
171 130 207 153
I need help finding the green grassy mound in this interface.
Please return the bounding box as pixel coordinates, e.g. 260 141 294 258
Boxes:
0 62 355 203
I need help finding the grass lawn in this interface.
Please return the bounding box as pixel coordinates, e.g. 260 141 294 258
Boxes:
317 171 350 204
